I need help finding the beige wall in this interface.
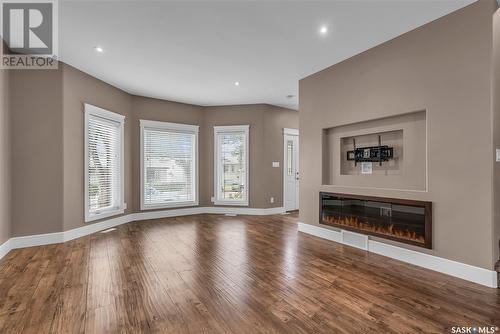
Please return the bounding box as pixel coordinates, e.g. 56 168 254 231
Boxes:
324 111 426 191
201 104 268 207
263 105 300 207
0 64 10 244
299 0 497 269
493 7 500 265
131 96 204 211
10 68 64 236
5 62 297 237
131 102 298 210
62 64 133 231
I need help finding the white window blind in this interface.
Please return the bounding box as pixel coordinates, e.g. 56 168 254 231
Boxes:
85 104 125 222
214 125 249 206
140 120 199 209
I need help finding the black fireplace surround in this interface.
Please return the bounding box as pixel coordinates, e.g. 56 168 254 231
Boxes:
320 192 432 248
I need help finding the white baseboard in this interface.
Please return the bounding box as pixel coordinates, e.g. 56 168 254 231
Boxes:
63 214 134 242
204 206 286 216
0 239 10 260
133 207 206 221
7 214 135 250
133 206 285 221
0 206 285 261
368 239 498 288
10 231 63 249
297 222 498 289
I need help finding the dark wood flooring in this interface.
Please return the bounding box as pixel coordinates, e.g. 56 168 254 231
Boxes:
0 213 499 333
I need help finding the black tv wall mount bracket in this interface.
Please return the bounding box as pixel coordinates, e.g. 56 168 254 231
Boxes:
346 135 394 166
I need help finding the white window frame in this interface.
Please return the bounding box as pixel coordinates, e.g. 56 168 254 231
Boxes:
84 104 125 223
140 120 199 210
213 125 250 206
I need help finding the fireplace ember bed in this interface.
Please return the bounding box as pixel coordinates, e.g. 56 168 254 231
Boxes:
320 192 432 248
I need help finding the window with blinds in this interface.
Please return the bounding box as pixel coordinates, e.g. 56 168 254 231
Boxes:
140 120 199 209
84 104 125 222
214 125 249 206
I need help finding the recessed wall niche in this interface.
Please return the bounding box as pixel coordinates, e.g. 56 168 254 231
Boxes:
322 111 426 191
340 130 402 176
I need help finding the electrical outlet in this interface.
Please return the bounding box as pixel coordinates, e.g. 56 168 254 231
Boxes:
123 203 127 209
361 162 373 174
497 149 500 162
270 197 274 204
272 161 280 168
211 196 215 203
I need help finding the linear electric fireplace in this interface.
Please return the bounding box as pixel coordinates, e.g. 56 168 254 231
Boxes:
320 192 432 248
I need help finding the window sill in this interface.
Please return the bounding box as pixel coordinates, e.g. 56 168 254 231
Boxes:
141 201 199 211
213 200 249 207
85 207 125 223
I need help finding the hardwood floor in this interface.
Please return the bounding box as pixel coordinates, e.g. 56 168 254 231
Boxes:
0 213 499 333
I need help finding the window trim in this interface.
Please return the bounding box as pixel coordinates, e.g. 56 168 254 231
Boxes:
84 103 125 223
213 125 250 206
140 119 199 210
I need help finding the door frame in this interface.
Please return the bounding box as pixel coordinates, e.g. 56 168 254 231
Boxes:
283 128 299 211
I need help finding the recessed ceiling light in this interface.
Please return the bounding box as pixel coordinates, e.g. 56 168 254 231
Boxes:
94 46 104 53
234 81 240 86
319 25 328 35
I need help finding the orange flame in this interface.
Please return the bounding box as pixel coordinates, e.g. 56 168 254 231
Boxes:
322 214 425 243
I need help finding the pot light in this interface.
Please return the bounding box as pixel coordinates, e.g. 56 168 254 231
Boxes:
234 81 240 86
319 25 328 35
94 46 104 53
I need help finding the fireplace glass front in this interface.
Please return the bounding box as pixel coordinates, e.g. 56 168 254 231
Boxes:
320 192 431 248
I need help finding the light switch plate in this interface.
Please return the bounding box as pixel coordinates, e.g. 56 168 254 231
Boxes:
497 149 500 162
272 161 280 168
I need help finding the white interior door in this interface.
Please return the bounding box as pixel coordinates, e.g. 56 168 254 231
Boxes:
284 133 299 211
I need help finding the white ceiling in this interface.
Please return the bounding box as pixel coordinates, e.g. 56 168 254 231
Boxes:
60 0 476 110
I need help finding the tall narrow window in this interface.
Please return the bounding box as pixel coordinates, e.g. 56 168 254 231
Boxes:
214 125 249 206
287 140 293 176
85 104 125 222
140 120 199 209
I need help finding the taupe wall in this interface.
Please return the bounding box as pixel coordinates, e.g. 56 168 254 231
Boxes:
299 0 497 269
131 96 204 211
0 65 10 244
62 64 133 231
324 111 426 191
5 62 297 238
10 68 64 237
131 102 298 210
493 8 500 264
202 104 268 208
263 105 300 207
